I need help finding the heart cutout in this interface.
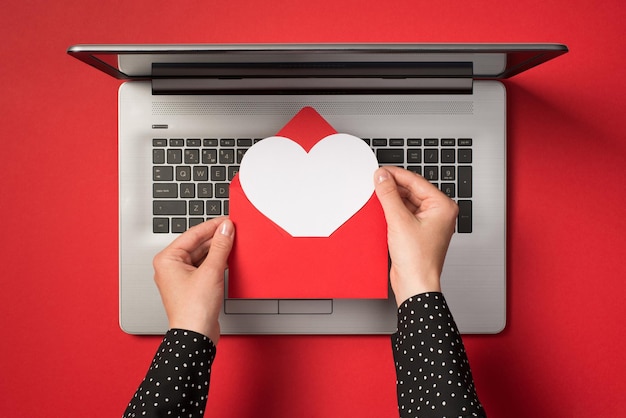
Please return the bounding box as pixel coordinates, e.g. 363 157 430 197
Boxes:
238 133 379 237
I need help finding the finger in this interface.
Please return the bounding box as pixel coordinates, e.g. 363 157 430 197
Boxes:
388 167 459 221
396 185 420 213
166 217 227 254
187 239 212 266
374 167 415 225
198 219 235 275
384 166 442 204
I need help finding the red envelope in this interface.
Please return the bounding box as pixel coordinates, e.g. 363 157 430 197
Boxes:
228 107 388 299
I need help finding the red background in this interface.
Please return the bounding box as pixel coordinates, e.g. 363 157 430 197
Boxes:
1 1 624 417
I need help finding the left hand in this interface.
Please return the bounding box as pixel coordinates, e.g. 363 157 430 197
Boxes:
152 217 235 344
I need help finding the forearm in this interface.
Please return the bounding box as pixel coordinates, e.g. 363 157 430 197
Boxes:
123 329 216 417
392 292 486 417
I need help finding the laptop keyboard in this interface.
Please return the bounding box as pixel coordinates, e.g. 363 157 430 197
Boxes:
152 137 472 234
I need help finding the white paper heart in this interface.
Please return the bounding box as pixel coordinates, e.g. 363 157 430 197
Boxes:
239 133 379 237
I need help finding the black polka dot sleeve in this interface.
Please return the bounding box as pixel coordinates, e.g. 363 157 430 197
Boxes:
123 329 216 418
392 292 486 418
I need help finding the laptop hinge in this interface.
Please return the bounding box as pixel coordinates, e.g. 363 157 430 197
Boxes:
150 62 474 95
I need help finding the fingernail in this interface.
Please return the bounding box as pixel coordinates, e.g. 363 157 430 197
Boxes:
220 220 234 237
376 169 390 184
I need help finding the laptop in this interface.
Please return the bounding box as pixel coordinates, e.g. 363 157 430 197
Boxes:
67 43 567 335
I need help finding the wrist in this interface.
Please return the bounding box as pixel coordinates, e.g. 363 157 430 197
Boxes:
169 318 220 345
390 271 441 308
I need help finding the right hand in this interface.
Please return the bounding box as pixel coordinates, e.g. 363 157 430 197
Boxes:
374 166 459 307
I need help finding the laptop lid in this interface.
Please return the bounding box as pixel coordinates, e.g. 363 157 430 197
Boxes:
67 43 568 89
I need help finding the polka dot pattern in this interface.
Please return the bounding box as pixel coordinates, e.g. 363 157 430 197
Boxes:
124 294 485 417
392 292 486 417
123 329 216 418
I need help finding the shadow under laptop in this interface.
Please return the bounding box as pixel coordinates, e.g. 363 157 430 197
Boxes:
466 80 617 417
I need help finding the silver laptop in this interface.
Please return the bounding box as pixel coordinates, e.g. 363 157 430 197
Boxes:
67 43 567 335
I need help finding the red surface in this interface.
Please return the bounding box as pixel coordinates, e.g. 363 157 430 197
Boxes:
1 1 624 416
229 107 388 299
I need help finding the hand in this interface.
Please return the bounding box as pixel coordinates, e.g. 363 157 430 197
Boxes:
374 167 458 307
152 217 235 344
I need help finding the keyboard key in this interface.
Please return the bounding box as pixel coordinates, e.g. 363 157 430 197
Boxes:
153 200 186 215
198 183 213 198
153 138 167 147
172 218 187 233
167 149 182 164
153 218 169 233
203 138 218 147
206 200 222 215
219 149 235 164
236 149 248 163
169 139 184 147
202 149 217 164
424 138 439 146
424 166 439 181
407 138 422 146
228 166 240 180
458 166 472 197
457 200 472 233
176 166 191 181
441 148 456 163
187 138 201 147
237 138 253 147
441 138 456 146
407 149 421 163
441 166 455 181
424 149 439 163
184 149 200 164
153 166 173 181
372 138 387 147
211 166 226 181
389 138 405 146
220 138 235 147
153 149 165 164
458 138 473 146
153 183 178 198
193 166 209 181
189 200 205 215
458 148 472 163
215 183 229 198
441 183 456 198
179 183 195 198
376 148 404 163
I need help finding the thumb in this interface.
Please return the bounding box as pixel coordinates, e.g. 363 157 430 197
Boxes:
199 219 235 275
374 167 409 225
